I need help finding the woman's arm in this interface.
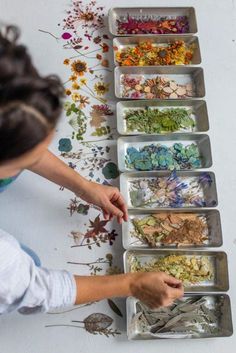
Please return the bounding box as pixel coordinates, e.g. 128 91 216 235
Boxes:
74 272 184 308
28 149 128 223
0 229 183 314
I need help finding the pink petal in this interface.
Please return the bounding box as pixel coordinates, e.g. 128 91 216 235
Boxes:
62 32 72 40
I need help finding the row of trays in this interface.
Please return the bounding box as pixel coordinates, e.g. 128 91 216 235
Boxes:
109 7 233 339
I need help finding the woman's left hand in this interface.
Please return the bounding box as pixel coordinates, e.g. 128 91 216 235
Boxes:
77 181 128 224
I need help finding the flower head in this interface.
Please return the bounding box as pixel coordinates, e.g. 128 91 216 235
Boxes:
94 81 109 96
72 82 81 90
63 58 70 65
78 95 90 109
69 74 78 82
80 78 87 85
65 88 71 96
71 93 81 102
71 60 87 76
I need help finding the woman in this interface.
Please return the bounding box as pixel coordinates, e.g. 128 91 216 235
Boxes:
0 26 184 315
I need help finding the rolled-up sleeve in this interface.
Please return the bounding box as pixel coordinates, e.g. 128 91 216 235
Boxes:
0 229 76 315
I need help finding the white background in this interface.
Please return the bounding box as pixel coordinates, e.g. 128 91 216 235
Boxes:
0 0 236 352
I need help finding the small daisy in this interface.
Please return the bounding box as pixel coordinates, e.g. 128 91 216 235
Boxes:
71 93 81 102
94 81 109 96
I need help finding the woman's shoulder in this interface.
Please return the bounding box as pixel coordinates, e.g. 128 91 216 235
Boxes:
0 228 20 249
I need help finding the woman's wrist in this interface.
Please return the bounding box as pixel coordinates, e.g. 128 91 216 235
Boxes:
71 174 91 197
73 273 134 305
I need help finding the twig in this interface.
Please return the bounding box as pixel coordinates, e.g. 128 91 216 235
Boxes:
38 29 59 41
48 303 93 315
45 324 83 329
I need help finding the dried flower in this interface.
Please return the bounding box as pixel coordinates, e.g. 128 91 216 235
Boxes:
63 58 70 65
101 59 109 67
121 74 195 99
69 74 78 82
71 59 88 76
65 88 71 95
62 0 105 37
71 92 81 102
80 78 88 85
101 43 109 53
94 81 109 96
115 41 194 66
116 14 189 35
72 82 81 90
129 172 216 208
129 255 213 284
78 95 90 109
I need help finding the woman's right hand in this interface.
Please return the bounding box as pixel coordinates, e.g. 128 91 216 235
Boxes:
129 272 184 309
73 272 184 309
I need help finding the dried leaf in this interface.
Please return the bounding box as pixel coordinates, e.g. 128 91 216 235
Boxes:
83 313 113 333
107 299 123 317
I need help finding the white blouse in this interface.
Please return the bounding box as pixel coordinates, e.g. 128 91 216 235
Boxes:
0 228 76 314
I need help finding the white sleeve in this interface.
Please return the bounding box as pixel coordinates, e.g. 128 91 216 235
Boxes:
0 229 76 315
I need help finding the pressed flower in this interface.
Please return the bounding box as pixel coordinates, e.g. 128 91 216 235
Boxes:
69 74 78 82
116 15 190 35
115 41 193 66
72 82 81 90
71 59 88 76
96 53 102 60
78 95 90 109
62 1 105 36
121 74 195 99
80 78 87 85
63 58 70 65
93 35 102 44
65 88 71 96
101 43 109 53
62 32 72 40
101 59 109 67
72 92 81 102
94 81 109 96
91 104 113 115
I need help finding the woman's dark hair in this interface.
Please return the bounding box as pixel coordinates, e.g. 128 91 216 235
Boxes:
0 25 64 162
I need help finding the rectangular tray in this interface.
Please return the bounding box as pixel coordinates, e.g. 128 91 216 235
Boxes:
126 294 233 339
116 100 209 135
108 7 198 36
120 171 218 209
122 209 222 249
114 66 205 99
124 249 229 292
113 35 201 66
117 134 212 172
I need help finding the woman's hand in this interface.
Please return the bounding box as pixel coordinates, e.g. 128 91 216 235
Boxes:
28 151 128 223
74 272 184 308
77 181 128 224
129 272 184 309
